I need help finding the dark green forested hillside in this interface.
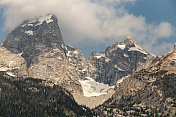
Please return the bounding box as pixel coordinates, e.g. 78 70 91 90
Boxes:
0 71 93 117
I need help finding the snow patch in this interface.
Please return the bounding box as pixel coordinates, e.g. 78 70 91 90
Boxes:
28 24 33 26
35 14 53 26
21 24 26 27
73 50 78 54
128 44 147 55
57 56 63 61
66 51 72 57
124 54 129 57
25 30 33 35
94 53 105 59
117 44 126 50
116 76 128 86
6 72 16 77
114 65 126 71
79 77 114 97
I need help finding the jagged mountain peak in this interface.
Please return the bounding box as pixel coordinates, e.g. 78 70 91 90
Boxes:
124 35 136 44
106 36 149 56
1 14 64 67
88 37 157 86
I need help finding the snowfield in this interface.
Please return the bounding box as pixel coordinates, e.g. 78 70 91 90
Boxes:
117 44 126 50
79 77 115 97
128 44 147 55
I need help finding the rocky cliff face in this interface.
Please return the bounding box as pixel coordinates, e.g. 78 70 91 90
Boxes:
95 44 176 116
1 14 83 94
87 36 156 86
0 47 28 77
1 14 64 67
28 48 82 94
63 45 88 79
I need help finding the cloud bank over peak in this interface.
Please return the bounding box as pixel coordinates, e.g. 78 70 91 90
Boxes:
0 0 175 55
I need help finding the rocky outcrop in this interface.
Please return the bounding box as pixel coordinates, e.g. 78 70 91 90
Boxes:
87 36 156 86
150 43 176 74
28 48 83 94
63 45 88 79
0 47 28 77
95 43 176 117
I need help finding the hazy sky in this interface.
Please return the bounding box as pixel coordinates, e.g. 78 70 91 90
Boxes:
0 0 175 58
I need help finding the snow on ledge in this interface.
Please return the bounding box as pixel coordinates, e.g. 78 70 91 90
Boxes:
25 30 33 35
116 75 129 87
79 77 114 97
114 65 126 71
117 44 126 50
6 72 16 77
128 44 147 55
94 53 105 59
0 68 9 71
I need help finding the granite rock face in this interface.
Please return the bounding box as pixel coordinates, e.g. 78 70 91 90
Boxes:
0 47 28 77
63 45 88 79
1 14 64 67
1 14 83 94
28 48 83 94
87 37 156 86
95 44 176 117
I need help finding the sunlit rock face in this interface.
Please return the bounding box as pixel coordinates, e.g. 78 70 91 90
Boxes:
0 47 28 77
95 43 176 117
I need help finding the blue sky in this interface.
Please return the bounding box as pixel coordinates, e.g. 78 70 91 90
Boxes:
127 0 176 42
81 0 176 58
0 0 175 59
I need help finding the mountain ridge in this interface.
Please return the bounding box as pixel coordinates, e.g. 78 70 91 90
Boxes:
94 44 176 116
1 14 175 112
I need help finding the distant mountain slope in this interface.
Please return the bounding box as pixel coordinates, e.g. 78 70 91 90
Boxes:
1 14 163 109
87 36 157 86
94 43 176 116
0 71 93 117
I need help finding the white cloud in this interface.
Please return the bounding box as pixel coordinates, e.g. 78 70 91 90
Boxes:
0 0 175 55
153 22 174 38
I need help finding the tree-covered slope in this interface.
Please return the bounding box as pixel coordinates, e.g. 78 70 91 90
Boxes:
0 71 92 117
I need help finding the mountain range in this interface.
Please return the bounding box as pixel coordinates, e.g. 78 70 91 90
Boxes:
0 14 175 116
